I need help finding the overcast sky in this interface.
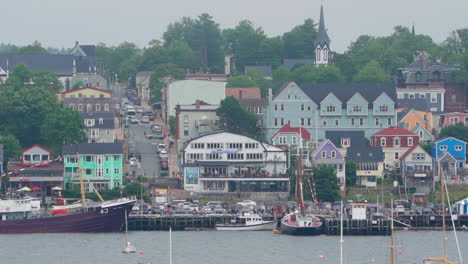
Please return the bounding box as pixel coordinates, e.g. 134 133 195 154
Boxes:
4 0 468 53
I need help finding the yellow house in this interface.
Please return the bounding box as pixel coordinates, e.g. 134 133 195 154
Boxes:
58 86 112 102
397 108 432 131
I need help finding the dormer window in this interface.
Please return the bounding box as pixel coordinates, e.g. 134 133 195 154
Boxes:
99 118 103 124
380 137 386 146
352 105 362 112
341 137 350 147
321 151 326 158
432 71 440 81
394 137 400 146
24 154 31 161
326 105 336 112
96 104 101 112
415 72 422 82
379 105 389 112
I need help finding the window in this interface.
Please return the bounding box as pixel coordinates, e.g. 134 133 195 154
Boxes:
206 153 221 160
191 143 205 149
184 126 189 136
379 105 388 112
68 156 77 163
99 118 103 124
87 104 93 112
274 118 278 126
96 169 103 177
96 155 103 165
324 48 328 61
323 121 327 126
245 143 259 149
450 117 459 124
394 152 399 159
326 105 336 112
69 104 75 110
24 155 31 161
351 118 355 126
104 104 110 112
207 143 223 149
359 118 364 126
409 94 415 99
105 156 109 162
331 151 336 158
316 49 321 61
412 153 425 160
394 138 400 146
352 105 362 112
96 104 101 112
455 145 463 151
321 151 326 158
416 71 422 82
432 71 440 81
279 136 286 144
301 104 305 111
246 153 263 160
114 168 120 174
30 154 39 161
307 105 311 111
301 118 305 126
431 95 437 103
105 168 109 174
307 118 311 126
227 143 242 149
419 131 423 137
408 137 413 146
292 136 297 145
85 169 92 175
388 118 392 126
287 94 290 99
274 104 278 111
78 104 83 112
341 138 350 147
381 138 386 146
85 155 93 162
280 118 285 126
451 94 457 103
228 153 244 160
439 145 447 151
375 118 380 126
114 155 120 161
335 119 339 126
280 104 285 111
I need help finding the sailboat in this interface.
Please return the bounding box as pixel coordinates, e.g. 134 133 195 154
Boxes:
278 135 323 236
122 210 136 253
422 163 459 264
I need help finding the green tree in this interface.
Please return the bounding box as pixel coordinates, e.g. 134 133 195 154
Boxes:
226 75 256 87
0 133 22 166
438 123 468 142
313 165 340 202
282 19 317 59
149 63 186 102
40 107 87 154
33 72 63 93
273 65 292 83
216 96 259 138
290 64 344 83
17 41 48 54
345 161 357 187
168 116 176 136
352 60 390 82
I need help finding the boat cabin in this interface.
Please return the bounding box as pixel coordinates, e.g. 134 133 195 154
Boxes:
231 213 264 224
0 198 41 220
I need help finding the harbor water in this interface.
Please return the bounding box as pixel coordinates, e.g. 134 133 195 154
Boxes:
1 231 467 264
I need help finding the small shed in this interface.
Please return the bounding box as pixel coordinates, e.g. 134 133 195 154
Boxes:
351 203 368 220
456 198 468 215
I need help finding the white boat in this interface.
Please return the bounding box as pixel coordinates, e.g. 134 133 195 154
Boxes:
122 210 136 253
216 214 276 231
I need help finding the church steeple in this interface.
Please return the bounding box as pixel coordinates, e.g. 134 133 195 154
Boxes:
315 5 331 66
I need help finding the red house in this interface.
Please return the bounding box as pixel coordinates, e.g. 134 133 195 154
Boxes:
371 127 419 169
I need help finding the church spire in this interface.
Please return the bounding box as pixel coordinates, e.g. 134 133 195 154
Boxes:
412 23 415 37
316 5 329 48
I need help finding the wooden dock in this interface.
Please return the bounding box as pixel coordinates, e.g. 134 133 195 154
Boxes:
324 218 391 236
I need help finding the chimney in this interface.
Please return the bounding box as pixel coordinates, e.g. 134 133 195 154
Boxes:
195 100 201 109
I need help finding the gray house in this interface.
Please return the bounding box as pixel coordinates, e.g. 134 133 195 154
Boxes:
81 112 115 143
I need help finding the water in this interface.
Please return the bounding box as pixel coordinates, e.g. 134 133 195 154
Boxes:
1 231 467 264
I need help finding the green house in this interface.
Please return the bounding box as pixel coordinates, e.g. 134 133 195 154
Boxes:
63 143 123 191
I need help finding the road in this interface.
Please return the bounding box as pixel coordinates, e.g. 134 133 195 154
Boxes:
112 84 165 184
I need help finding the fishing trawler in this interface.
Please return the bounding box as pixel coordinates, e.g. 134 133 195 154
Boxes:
0 154 135 233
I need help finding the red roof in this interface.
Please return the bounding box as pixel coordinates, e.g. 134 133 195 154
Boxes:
225 87 261 99
372 126 416 137
61 86 112 95
21 144 53 155
271 123 311 141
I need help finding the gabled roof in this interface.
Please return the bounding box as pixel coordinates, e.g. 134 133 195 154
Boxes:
63 143 123 155
298 82 396 107
21 144 52 154
325 130 366 147
61 86 111 95
311 139 343 159
347 145 384 162
245 66 272 78
79 45 96 57
283 59 314 70
0 54 74 76
80 112 114 119
397 108 412 121
397 99 431 112
315 5 330 48
434 137 466 145
411 124 432 135
402 144 431 159
372 126 416 137
271 123 311 141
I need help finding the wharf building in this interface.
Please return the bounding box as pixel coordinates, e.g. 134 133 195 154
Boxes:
181 132 289 201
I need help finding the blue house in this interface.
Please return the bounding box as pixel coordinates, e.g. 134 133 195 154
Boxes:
432 137 466 170
264 82 397 142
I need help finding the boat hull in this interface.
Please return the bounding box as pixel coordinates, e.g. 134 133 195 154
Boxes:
279 212 324 236
216 221 276 231
280 222 324 236
0 200 135 234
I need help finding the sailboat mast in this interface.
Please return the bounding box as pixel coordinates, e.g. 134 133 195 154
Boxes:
125 210 129 245
297 127 305 213
77 153 87 211
390 198 395 264
440 161 448 261
340 200 344 264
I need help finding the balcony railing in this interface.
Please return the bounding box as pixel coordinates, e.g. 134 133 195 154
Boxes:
405 170 433 178
200 172 287 178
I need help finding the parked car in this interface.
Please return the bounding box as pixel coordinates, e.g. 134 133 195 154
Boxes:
157 143 166 153
129 157 138 166
143 111 153 116
237 200 257 207
202 206 212 213
140 116 150 124
129 117 139 124
146 133 164 139
159 150 168 159
136 107 144 113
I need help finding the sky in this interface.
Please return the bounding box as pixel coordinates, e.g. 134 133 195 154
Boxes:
3 0 468 53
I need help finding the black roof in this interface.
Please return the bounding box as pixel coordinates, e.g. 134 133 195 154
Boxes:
297 82 396 106
0 54 74 76
325 131 366 147
63 143 123 155
75 56 97 73
80 112 114 119
397 108 412 121
79 45 96 57
245 66 272 78
283 59 314 70
397 98 430 112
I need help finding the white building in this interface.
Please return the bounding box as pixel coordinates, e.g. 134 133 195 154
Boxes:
182 132 289 199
